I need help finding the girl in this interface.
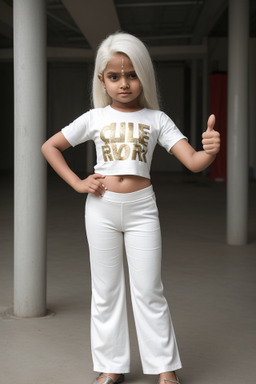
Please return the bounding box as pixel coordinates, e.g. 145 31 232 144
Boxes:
41 32 220 384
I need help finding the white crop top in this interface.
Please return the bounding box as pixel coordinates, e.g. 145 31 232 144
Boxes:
61 105 187 179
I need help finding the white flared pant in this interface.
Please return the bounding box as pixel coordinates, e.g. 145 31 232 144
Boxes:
85 186 181 374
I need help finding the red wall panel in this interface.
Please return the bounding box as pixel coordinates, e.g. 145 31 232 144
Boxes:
209 73 227 181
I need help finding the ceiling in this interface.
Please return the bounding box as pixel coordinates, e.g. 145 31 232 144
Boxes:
0 0 255 58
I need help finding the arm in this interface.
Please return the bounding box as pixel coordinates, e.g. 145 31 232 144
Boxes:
41 132 106 197
170 114 220 173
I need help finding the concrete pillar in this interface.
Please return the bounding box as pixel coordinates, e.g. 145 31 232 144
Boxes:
13 0 47 317
227 0 249 245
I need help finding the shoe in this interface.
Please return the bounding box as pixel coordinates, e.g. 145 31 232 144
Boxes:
92 373 125 384
158 372 180 384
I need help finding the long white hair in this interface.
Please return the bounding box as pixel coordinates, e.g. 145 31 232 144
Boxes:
92 32 160 110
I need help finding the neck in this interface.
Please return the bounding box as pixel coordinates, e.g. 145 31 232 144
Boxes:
110 101 143 112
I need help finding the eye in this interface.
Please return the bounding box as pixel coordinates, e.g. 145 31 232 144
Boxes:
129 72 137 79
108 74 119 81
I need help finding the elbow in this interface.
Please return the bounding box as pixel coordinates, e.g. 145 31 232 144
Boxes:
184 162 203 173
41 141 50 158
190 164 209 173
190 167 203 173
186 163 206 173
41 142 46 156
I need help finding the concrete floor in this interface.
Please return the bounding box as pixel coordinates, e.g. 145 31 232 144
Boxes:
1 172 256 384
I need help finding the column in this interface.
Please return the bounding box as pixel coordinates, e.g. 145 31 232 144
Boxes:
227 0 249 245
13 0 47 317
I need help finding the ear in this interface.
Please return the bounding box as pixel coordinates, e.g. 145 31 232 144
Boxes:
98 73 105 87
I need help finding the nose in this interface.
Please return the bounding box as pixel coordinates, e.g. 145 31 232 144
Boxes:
120 76 129 89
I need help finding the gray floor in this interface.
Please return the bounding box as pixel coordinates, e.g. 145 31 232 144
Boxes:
1 172 256 384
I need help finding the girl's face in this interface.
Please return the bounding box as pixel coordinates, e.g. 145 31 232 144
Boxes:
98 53 142 111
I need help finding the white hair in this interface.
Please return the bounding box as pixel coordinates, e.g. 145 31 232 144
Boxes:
92 32 160 110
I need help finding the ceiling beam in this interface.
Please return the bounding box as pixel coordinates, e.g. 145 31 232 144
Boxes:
116 1 204 7
149 44 207 60
61 0 120 51
0 47 94 62
0 44 207 62
192 0 228 44
47 47 93 62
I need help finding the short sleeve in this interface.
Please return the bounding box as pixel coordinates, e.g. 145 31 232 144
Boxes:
158 112 187 153
61 111 91 147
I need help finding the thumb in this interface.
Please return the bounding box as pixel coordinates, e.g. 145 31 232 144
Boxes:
93 173 106 179
206 114 216 132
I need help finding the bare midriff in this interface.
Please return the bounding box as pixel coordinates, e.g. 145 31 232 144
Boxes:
103 175 151 193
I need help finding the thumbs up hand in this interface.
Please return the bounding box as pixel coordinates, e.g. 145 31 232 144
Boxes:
202 114 221 155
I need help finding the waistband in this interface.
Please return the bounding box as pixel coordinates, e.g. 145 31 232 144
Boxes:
102 185 154 203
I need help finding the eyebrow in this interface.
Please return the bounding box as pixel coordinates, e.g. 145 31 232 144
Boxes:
106 70 136 75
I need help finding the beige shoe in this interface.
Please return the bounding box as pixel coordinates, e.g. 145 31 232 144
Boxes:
92 373 125 384
158 372 180 384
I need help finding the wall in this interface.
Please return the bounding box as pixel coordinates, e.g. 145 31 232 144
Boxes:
0 63 14 171
48 61 187 174
0 60 187 174
152 61 186 173
249 39 256 178
47 62 92 174
208 37 256 179
1 37 255 176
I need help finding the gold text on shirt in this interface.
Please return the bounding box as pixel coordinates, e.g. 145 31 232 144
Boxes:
100 122 150 162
